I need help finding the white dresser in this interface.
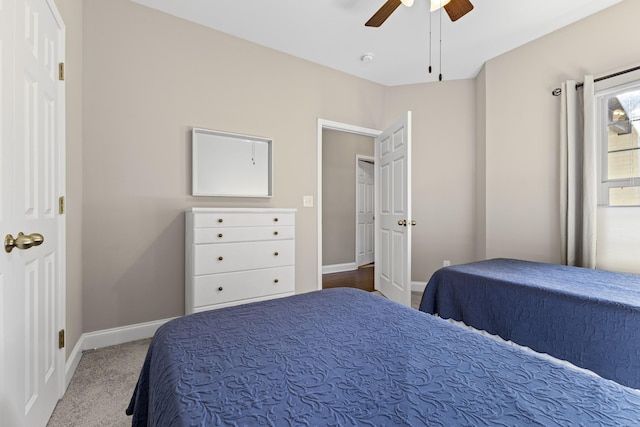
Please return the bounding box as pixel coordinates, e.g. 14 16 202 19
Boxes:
185 208 296 314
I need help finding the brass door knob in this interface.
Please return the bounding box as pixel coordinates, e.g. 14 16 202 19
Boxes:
397 219 407 227
4 232 44 253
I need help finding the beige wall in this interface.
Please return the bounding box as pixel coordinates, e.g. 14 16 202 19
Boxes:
474 65 487 260
384 80 477 282
82 0 385 332
55 0 83 358
74 0 640 335
482 0 640 263
322 129 374 266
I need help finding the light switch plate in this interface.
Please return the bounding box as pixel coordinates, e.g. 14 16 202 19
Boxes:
303 195 314 207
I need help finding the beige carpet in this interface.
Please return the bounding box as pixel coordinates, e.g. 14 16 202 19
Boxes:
47 338 151 427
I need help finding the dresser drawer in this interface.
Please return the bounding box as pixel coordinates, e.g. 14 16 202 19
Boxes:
194 226 294 244
193 266 295 307
194 212 295 228
193 240 294 275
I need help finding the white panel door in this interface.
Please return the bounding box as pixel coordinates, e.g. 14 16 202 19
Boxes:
0 0 15 423
1 1 65 426
356 158 374 266
375 112 411 306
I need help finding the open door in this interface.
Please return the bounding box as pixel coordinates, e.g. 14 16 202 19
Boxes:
356 157 374 267
375 112 412 306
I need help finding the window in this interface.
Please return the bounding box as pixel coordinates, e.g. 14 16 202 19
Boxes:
597 84 640 206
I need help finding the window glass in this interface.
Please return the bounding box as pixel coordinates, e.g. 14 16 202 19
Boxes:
607 149 640 180
607 92 640 181
599 84 640 206
609 186 640 206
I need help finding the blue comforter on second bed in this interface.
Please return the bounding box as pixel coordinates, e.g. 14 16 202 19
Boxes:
419 258 640 389
128 288 640 426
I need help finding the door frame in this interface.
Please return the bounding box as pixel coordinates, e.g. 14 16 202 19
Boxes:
54 0 68 399
355 155 375 267
42 0 67 401
316 119 381 290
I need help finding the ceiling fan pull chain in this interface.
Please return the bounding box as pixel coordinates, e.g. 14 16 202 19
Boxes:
428 7 432 74
439 6 443 81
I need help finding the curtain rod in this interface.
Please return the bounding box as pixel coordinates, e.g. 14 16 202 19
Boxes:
551 65 640 96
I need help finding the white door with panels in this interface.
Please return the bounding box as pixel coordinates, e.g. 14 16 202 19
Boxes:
1 0 65 426
356 157 374 266
375 112 412 306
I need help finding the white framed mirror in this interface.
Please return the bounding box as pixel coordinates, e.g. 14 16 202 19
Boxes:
192 128 273 197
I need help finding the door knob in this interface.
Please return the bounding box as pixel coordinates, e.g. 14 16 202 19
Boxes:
398 219 407 227
4 232 44 253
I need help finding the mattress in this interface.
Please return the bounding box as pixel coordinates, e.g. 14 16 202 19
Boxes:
419 258 640 389
128 287 640 426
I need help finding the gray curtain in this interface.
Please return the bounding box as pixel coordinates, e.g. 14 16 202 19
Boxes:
560 76 597 268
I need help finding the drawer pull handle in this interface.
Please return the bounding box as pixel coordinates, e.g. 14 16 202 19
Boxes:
218 286 223 291
218 218 223 223
274 251 279 256
274 279 279 283
274 231 279 236
218 256 224 261
273 217 279 222
218 233 223 238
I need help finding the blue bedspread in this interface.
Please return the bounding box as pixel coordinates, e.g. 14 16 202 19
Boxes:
128 288 640 426
419 258 640 389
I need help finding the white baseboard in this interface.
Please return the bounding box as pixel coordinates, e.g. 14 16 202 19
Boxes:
64 316 175 389
81 317 175 351
322 262 357 274
64 335 85 391
411 281 427 293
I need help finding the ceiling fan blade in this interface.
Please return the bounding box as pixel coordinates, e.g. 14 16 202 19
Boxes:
444 0 473 22
365 0 402 27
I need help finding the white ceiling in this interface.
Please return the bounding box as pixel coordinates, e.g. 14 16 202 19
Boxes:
130 0 623 86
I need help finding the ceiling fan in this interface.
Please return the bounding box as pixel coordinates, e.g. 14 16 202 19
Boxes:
365 0 474 27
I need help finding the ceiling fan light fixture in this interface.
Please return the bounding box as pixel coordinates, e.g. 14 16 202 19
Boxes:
400 0 414 7
430 0 451 12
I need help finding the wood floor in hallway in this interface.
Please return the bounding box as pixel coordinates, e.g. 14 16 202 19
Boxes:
322 264 374 292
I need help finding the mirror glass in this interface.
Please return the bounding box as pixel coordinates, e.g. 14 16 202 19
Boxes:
192 128 272 197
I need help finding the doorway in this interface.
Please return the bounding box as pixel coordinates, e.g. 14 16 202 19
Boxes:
317 113 413 306
317 120 381 291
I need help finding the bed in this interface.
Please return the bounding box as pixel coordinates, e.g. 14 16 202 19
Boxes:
127 287 640 426
419 258 640 389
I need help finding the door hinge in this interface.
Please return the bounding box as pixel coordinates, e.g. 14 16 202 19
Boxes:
58 329 65 349
58 62 65 81
59 196 65 214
